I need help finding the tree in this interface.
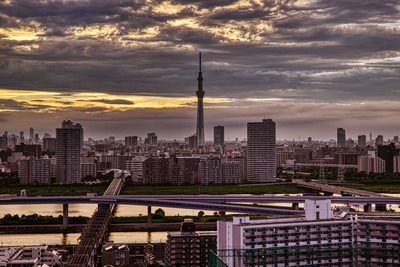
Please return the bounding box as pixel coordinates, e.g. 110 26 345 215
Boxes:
198 211 205 217
154 208 165 217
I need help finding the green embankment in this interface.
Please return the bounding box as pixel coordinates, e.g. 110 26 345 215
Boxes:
0 214 267 226
0 214 88 225
0 183 108 196
121 184 303 195
0 182 303 196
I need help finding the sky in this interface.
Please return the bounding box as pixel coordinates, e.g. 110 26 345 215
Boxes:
0 0 400 141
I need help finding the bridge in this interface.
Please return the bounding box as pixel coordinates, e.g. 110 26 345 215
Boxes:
294 163 357 168
293 179 384 197
0 195 305 216
2 194 399 214
67 176 124 267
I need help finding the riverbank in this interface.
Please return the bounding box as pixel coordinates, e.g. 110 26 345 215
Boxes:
0 183 303 196
0 222 216 234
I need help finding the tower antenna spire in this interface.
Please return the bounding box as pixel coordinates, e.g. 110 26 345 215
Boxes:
199 51 202 72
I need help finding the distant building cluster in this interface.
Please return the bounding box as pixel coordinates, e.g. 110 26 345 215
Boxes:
0 117 277 185
2 122 400 185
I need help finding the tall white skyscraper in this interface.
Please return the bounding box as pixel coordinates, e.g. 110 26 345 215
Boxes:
247 118 276 183
56 120 83 184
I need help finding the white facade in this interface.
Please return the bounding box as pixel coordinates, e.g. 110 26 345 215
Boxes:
217 200 353 267
0 246 61 267
358 155 385 173
217 200 400 266
356 219 400 265
393 156 400 173
304 199 332 220
126 156 147 183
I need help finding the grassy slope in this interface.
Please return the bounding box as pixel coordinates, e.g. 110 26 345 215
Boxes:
0 183 303 196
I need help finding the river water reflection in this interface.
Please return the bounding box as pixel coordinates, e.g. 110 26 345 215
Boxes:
0 232 168 246
0 204 215 218
1 193 399 246
0 201 220 246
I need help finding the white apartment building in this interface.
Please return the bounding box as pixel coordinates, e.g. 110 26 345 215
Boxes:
216 200 400 267
126 156 147 183
356 219 400 266
357 155 385 173
393 156 400 173
0 246 61 267
217 199 354 267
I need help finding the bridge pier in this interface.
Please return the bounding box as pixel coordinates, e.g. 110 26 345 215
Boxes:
363 204 372 213
292 203 299 210
62 203 68 229
147 206 152 224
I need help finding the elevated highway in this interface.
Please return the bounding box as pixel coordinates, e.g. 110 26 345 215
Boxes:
293 179 384 197
0 195 304 216
1 194 399 211
294 163 357 168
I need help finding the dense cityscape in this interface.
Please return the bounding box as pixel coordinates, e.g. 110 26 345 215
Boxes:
1 1 400 266
1 53 400 267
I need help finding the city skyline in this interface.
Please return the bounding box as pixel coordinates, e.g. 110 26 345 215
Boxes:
0 1 400 140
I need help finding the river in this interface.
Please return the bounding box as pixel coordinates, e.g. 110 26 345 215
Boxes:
1 194 398 246
0 232 169 246
0 203 218 246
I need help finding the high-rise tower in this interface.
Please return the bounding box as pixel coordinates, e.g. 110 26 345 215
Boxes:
214 125 224 147
247 119 276 183
56 120 83 184
29 127 34 144
337 128 346 148
196 52 205 147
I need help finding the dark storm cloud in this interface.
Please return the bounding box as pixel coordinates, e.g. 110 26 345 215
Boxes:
0 99 25 110
208 8 268 21
67 106 110 113
160 27 220 44
0 0 146 24
0 99 53 110
0 0 400 104
88 99 135 105
170 0 240 9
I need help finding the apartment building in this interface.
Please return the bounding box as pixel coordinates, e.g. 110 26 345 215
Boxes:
217 200 354 267
356 219 400 266
215 201 400 267
165 219 216 267
0 246 61 267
